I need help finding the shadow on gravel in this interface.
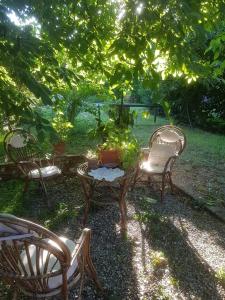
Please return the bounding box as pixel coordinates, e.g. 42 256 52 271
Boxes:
0 178 140 299
84 215 139 298
132 185 224 300
71 187 140 299
147 217 222 299
172 186 225 253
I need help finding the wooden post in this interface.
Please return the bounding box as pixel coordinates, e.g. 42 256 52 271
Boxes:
154 107 157 123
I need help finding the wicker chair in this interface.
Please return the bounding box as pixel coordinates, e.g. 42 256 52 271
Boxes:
134 125 186 201
0 214 102 299
3 129 62 206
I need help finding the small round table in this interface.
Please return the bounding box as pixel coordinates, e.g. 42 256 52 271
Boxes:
77 162 135 232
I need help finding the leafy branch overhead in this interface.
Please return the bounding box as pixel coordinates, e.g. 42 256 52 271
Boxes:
0 0 225 130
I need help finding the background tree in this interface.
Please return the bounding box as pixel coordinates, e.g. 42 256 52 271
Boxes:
1 0 225 134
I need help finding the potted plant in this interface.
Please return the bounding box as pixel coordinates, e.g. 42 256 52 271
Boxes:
51 111 73 155
98 145 121 167
98 127 140 170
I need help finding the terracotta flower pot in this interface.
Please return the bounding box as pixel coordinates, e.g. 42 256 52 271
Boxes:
98 149 121 167
53 141 66 155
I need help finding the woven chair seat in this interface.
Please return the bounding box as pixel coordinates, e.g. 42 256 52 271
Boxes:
140 161 165 174
28 166 61 179
20 236 78 289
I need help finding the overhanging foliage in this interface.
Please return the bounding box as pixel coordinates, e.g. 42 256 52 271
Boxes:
0 0 225 131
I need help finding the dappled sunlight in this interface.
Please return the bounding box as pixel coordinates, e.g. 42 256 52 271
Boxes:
172 215 225 273
0 160 225 298
0 0 225 297
140 160 157 172
130 187 225 298
136 3 144 15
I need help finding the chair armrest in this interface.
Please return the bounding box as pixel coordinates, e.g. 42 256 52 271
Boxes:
71 228 92 260
0 233 34 242
163 155 178 173
141 147 149 160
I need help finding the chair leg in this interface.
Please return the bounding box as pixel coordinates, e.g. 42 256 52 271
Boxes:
161 175 166 202
40 180 50 208
23 179 29 193
12 289 18 300
62 270 69 300
168 173 174 194
131 167 139 190
86 255 103 291
81 180 94 225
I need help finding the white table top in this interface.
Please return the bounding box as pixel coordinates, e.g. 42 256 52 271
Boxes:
88 167 125 182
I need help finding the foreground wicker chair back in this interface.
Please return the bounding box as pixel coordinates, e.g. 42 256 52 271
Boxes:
0 214 102 299
134 125 186 201
3 129 61 206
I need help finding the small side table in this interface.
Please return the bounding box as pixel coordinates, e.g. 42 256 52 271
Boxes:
77 162 135 232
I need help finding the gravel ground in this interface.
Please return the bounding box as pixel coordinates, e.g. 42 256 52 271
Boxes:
1 177 225 299
58 178 225 300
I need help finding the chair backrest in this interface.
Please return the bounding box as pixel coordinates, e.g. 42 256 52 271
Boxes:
3 129 38 163
0 214 71 295
143 143 177 173
148 143 176 165
149 125 186 155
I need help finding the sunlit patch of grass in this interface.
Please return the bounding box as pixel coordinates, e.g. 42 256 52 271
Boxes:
169 276 179 288
152 284 171 300
43 202 78 230
151 251 168 269
215 267 225 286
0 180 30 216
182 127 225 166
139 196 159 210
132 115 168 147
0 180 78 231
133 211 160 223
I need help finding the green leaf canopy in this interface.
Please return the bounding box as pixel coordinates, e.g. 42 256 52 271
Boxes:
0 0 225 125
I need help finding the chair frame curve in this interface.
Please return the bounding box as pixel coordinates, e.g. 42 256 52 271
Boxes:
0 214 102 299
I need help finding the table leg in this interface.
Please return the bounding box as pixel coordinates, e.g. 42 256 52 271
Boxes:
131 166 140 189
80 178 94 225
119 178 129 232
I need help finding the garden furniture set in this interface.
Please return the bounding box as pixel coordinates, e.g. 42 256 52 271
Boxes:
1 125 186 298
77 125 186 230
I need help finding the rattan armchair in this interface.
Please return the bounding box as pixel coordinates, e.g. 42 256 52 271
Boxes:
3 129 62 207
0 214 102 299
133 125 186 201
